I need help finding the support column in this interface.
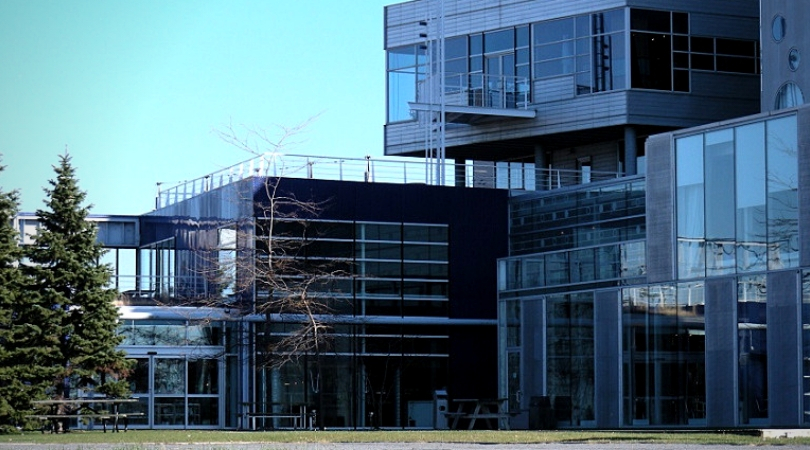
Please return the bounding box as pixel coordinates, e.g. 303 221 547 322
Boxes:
624 126 637 176
534 145 547 191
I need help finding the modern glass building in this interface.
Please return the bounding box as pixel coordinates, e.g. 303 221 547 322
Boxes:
13 0 810 431
498 105 810 428
13 157 509 430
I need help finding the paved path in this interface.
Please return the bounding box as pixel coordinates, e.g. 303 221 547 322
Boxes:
2 444 810 450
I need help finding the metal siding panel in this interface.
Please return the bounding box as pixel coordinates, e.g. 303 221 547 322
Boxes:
799 108 810 266
594 289 621 428
705 277 737 427
767 270 802 426
644 133 674 283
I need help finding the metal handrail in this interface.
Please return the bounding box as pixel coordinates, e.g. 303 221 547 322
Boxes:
154 154 622 209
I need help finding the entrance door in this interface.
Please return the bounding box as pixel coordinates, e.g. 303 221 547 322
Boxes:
127 355 223 428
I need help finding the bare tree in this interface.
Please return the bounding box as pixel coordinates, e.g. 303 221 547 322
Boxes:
197 121 350 428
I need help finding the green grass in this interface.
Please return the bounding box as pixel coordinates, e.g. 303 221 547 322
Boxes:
2 429 809 447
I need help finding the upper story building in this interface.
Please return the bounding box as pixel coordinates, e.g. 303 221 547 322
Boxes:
761 0 809 112
385 0 761 184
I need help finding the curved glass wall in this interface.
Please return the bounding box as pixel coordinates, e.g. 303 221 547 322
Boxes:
676 114 798 279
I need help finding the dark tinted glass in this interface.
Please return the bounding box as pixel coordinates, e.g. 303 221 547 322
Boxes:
716 39 755 57
631 9 670 32
691 53 714 71
691 37 714 54
672 12 688 34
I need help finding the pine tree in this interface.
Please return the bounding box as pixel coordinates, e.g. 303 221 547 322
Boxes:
0 163 62 431
25 154 132 399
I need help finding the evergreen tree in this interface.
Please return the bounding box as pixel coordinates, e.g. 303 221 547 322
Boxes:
0 163 62 431
25 154 132 399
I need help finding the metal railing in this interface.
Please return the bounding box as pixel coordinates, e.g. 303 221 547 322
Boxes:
155 154 623 209
416 72 531 110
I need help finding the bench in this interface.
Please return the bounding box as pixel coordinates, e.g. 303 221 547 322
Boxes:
247 412 304 430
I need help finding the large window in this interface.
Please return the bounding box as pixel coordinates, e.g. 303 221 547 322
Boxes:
630 9 686 91
675 114 798 279
738 275 767 424
546 292 594 426
533 9 626 94
622 283 705 426
387 45 426 122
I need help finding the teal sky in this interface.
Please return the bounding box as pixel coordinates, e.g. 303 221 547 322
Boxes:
0 0 394 215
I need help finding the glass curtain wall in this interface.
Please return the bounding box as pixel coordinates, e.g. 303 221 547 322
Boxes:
622 283 706 426
255 220 451 429
119 320 225 428
676 114 798 280
545 292 594 426
533 9 625 94
738 275 768 424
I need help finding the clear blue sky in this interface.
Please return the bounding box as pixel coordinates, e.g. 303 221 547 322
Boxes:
0 0 396 215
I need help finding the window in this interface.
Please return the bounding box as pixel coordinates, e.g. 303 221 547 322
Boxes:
675 114 798 279
534 9 626 94
789 48 801 71
775 82 805 109
386 45 426 122
772 15 786 42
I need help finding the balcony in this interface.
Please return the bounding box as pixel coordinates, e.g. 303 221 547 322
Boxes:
409 72 536 124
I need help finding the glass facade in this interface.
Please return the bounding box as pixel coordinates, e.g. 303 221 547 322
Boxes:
676 114 798 279
498 107 805 428
738 275 767 424
622 283 705 426
509 178 645 256
254 219 451 428
119 320 229 428
387 8 758 122
534 9 625 93
546 292 594 426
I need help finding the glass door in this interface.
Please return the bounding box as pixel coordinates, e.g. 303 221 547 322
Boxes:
485 53 515 108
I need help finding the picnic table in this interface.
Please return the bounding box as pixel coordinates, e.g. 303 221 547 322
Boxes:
444 398 511 430
29 398 142 433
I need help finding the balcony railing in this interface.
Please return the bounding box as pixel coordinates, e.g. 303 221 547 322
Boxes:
442 72 531 110
155 154 622 209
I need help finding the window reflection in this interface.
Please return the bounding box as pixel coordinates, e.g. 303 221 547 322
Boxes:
738 275 767 424
766 116 799 269
675 114 798 279
622 284 705 425
546 293 594 426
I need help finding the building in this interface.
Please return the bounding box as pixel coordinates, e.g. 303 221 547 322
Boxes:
385 0 810 430
14 0 810 430
384 0 761 183
17 155 508 429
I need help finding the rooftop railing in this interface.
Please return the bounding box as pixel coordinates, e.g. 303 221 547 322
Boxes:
155 153 622 209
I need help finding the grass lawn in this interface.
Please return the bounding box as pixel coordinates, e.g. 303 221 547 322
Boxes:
2 429 809 447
